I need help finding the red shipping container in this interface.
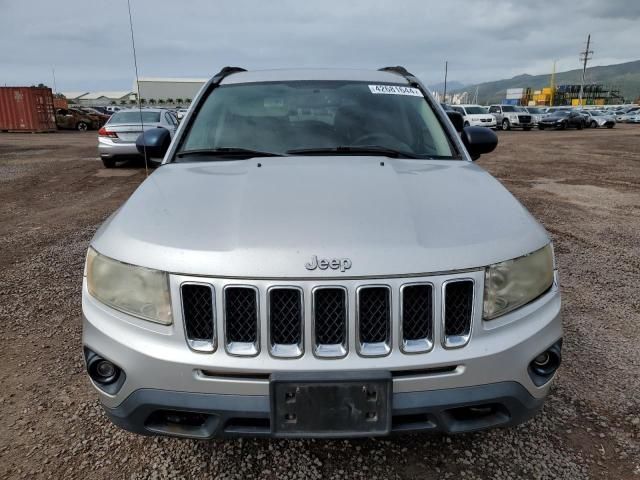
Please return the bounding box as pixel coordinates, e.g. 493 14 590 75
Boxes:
0 87 57 132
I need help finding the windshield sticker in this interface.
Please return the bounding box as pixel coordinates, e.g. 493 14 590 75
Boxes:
368 85 423 96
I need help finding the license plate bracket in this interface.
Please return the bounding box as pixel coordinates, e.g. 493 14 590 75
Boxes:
270 371 391 438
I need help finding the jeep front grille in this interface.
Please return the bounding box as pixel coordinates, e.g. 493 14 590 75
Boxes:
357 286 391 356
224 286 259 356
181 283 215 352
400 284 433 353
313 287 347 358
442 279 474 348
177 274 478 357
268 288 303 358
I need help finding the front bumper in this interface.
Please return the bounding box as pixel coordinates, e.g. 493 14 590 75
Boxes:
83 272 562 438
104 381 545 438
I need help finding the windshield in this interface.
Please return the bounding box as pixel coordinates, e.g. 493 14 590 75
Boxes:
527 107 543 113
464 106 486 114
178 81 456 159
551 111 570 117
109 111 160 124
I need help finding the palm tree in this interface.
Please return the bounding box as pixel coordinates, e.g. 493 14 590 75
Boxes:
166 98 174 105
185 98 192 104
148 99 156 105
120 100 127 105
158 99 165 105
176 98 183 105
139 98 146 105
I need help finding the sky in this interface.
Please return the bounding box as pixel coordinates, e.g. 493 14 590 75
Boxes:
1 0 638 92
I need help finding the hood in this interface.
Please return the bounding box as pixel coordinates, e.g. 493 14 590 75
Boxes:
468 114 495 121
92 157 549 278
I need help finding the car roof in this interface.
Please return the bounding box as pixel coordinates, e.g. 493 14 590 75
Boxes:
220 68 410 85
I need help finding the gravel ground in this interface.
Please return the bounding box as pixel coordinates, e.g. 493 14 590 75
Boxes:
0 127 639 479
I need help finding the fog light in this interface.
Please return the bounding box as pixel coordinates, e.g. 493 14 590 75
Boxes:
529 340 562 385
87 354 120 385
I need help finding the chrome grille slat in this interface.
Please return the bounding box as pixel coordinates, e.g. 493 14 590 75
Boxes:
400 284 433 353
442 279 474 349
268 287 303 358
224 286 259 356
357 286 391 357
181 283 216 352
312 287 347 358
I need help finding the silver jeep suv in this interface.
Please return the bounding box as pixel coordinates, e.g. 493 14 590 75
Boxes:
82 67 562 439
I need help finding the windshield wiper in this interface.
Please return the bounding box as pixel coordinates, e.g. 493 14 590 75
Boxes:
176 147 284 159
286 146 419 159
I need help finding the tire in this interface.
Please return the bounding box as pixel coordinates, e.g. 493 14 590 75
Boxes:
501 119 510 131
102 158 116 168
76 121 88 131
606 124 614 129
463 121 470 127
523 127 531 131
538 125 545 130
577 122 583 130
590 120 598 128
559 122 566 130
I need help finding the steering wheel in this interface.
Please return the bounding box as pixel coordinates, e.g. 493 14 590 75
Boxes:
351 132 411 151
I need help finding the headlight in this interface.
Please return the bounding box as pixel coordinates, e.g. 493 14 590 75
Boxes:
85 247 172 324
483 244 554 320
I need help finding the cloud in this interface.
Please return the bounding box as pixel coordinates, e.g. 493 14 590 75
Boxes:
0 0 637 90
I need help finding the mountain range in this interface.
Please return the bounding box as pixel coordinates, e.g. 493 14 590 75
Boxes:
446 59 640 104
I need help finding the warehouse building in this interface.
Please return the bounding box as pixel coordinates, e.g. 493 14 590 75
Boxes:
133 77 207 106
60 91 134 106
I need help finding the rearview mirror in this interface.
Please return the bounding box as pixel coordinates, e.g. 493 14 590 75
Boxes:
446 111 464 132
136 128 171 160
461 126 498 160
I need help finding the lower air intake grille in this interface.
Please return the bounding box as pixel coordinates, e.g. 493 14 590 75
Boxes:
224 287 258 352
401 284 433 349
181 284 215 351
443 280 474 348
358 287 391 354
269 288 303 354
314 288 347 354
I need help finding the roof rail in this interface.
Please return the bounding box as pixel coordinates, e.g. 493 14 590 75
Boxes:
378 66 418 84
211 66 247 85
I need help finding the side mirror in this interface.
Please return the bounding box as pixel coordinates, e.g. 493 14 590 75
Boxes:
461 126 498 160
136 127 171 159
446 111 464 132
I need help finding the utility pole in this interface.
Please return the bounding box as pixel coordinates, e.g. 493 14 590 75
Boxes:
443 61 448 103
550 60 556 107
51 66 57 93
578 34 593 107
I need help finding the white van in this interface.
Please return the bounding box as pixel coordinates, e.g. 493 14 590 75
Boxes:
451 104 497 129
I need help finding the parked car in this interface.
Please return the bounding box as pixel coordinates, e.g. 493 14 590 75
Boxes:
618 110 640 123
105 106 122 113
624 112 640 123
82 66 562 440
523 107 547 125
451 104 497 128
176 108 189 121
77 107 110 128
87 106 113 117
487 105 533 130
55 108 99 131
582 110 615 128
538 110 585 130
98 108 178 168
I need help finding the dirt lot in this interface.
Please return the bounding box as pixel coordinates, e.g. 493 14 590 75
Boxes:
1 126 639 479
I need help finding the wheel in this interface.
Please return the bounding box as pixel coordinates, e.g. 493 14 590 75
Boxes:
76 121 88 131
102 158 116 168
501 119 511 131
538 125 545 130
606 124 614 129
559 122 566 130
590 120 598 128
577 122 583 130
523 127 531 131
463 121 470 127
